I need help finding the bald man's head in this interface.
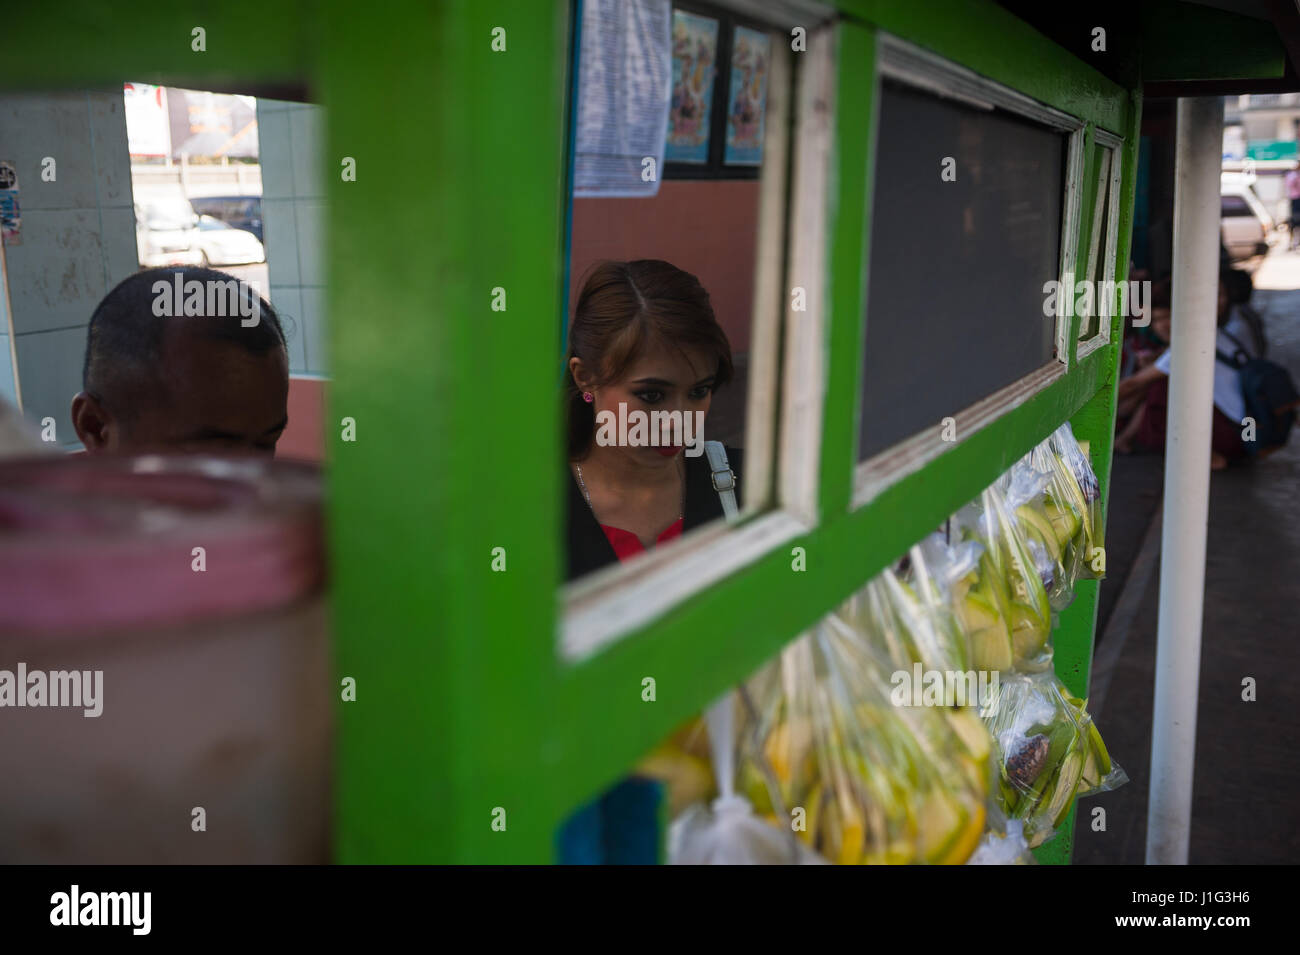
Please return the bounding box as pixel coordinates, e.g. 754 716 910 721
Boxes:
72 267 290 456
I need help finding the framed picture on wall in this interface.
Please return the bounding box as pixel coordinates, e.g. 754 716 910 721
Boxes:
663 2 768 180
665 9 719 164
723 25 769 166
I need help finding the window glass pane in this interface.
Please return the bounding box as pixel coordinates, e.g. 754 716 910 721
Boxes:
0 84 324 460
561 5 800 597
858 78 1065 462
1080 145 1113 342
557 6 802 860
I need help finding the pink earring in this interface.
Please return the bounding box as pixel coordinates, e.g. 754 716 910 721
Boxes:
582 392 594 403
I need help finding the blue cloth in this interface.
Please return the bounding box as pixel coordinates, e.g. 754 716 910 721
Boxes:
557 777 664 864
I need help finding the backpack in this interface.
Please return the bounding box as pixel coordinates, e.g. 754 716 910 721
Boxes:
1216 329 1300 454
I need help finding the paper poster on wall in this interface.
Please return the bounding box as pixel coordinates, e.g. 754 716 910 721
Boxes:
123 83 172 158
573 0 672 198
0 161 20 246
724 26 770 166
665 10 718 164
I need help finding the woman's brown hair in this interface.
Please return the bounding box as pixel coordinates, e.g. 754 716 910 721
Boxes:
566 260 733 460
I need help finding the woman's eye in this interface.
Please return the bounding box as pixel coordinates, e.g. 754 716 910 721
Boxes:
634 391 664 404
689 386 712 400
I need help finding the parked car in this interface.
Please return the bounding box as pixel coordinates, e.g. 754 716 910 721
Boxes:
195 215 266 266
189 195 263 243
1221 182 1275 262
135 198 203 268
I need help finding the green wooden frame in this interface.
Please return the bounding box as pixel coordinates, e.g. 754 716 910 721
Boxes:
12 0 1275 866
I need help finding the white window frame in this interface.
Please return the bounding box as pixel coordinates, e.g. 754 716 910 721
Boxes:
560 22 834 663
1077 128 1124 361
850 33 1085 512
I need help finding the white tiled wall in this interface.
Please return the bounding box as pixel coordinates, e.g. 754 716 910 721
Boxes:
257 99 327 376
0 89 137 447
0 332 15 407
0 255 15 407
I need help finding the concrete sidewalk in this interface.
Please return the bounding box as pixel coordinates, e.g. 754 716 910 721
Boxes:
1071 249 1300 864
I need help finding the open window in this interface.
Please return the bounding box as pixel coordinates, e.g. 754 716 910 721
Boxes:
0 82 326 462
1077 130 1123 360
559 5 835 661
852 34 1085 508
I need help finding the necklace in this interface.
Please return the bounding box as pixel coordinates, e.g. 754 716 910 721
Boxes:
575 459 685 521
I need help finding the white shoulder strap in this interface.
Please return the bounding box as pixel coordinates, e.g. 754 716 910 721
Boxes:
704 440 738 520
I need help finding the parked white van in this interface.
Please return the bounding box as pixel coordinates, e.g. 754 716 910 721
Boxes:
1220 180 1275 262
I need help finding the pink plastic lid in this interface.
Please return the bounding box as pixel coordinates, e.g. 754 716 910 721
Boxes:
0 455 324 636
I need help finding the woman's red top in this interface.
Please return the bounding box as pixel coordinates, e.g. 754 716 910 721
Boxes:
600 518 683 561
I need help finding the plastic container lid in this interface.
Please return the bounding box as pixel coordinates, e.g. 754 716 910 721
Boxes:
0 454 324 636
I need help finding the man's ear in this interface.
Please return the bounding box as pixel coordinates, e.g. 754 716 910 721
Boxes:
71 392 113 453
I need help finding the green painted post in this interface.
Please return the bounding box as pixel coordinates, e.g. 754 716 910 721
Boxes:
322 0 570 862
821 21 876 519
1035 91 1145 866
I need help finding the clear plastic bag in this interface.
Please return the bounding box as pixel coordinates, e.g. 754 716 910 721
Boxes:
902 536 980 677
838 546 970 677
635 720 715 818
915 532 984 599
1007 446 1084 613
954 481 1054 674
1049 421 1106 580
966 819 1037 865
668 693 826 864
736 617 991 864
1061 690 1129 797
981 672 1122 848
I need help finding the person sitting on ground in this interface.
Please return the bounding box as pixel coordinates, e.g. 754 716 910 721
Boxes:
1120 275 1172 381
71 267 289 456
1221 265 1267 357
1115 267 1257 470
1116 277 1172 432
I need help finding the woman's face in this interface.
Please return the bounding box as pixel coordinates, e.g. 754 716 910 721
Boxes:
574 339 717 463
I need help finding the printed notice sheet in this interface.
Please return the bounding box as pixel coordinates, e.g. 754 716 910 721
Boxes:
574 0 672 198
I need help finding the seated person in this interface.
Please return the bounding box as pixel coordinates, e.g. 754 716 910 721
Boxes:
1222 265 1267 357
1119 276 1171 384
71 267 289 456
1115 268 1256 470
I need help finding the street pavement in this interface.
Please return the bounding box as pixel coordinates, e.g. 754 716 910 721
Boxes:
1071 248 1300 864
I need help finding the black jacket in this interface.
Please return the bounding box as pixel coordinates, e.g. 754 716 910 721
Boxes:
565 447 744 582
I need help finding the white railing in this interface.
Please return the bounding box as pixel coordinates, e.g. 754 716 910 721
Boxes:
130 162 263 198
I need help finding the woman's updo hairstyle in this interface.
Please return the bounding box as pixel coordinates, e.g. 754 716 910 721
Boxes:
565 260 733 459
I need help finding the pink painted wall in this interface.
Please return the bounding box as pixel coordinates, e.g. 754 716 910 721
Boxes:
569 180 760 356
278 376 326 464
